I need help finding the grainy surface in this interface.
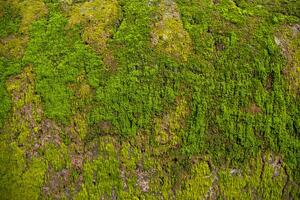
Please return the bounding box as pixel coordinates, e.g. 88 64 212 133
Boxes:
0 0 299 199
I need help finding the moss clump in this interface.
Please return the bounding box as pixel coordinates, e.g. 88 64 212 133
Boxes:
218 152 289 199
5 66 42 147
151 0 192 61
76 136 121 199
44 143 70 171
274 24 300 94
0 58 22 128
0 0 47 59
0 1 20 38
0 67 47 200
0 35 28 59
0 0 300 198
23 12 103 123
177 161 214 199
67 0 121 55
12 0 48 34
153 98 189 154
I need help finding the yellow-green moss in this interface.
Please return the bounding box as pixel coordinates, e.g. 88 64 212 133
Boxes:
0 0 47 58
0 35 28 58
44 143 70 171
76 136 121 199
73 114 88 141
5 66 42 146
151 0 192 61
152 98 189 154
219 152 288 199
177 161 214 199
14 157 47 200
275 24 300 94
67 0 121 54
11 0 48 33
0 139 47 200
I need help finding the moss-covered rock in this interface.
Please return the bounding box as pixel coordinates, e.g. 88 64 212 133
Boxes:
151 0 192 61
12 0 48 34
275 24 300 94
66 0 121 65
177 161 214 199
0 0 299 199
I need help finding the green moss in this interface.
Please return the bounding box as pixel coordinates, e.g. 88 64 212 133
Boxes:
67 0 121 54
151 0 192 61
0 0 300 198
44 143 70 171
177 161 213 199
0 1 20 38
23 12 103 123
77 136 121 199
0 141 47 200
14 0 48 33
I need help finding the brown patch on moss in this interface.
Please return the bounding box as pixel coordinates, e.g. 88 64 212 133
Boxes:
71 154 84 171
151 0 192 61
244 103 262 114
39 119 62 146
215 40 225 51
85 140 99 159
136 163 150 192
118 135 156 195
212 0 220 5
99 121 114 135
265 73 274 92
41 112 90 199
0 4 4 18
42 168 72 199
41 113 90 199
102 49 118 71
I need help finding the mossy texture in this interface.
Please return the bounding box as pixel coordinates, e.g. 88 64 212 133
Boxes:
0 0 299 199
